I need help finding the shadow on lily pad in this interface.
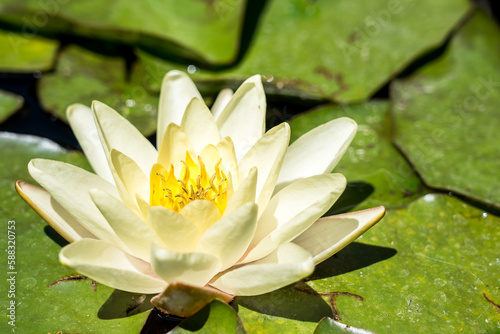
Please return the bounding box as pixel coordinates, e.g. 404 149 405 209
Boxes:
325 181 374 216
98 289 156 319
234 283 333 323
44 225 69 247
311 242 397 280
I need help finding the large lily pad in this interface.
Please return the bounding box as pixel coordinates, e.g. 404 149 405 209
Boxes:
392 9 500 209
135 0 470 102
0 29 57 72
0 132 150 333
39 45 159 136
307 194 500 333
288 101 426 212
0 89 23 122
0 0 245 64
171 300 246 333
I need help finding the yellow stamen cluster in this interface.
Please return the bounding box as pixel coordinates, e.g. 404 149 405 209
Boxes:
150 152 229 214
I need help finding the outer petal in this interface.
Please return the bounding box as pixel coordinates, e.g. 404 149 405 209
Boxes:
150 243 221 287
242 174 346 263
216 75 266 160
60 238 166 294
28 159 120 244
92 101 157 177
66 104 113 184
157 70 203 145
180 97 221 154
276 117 357 192
212 243 314 296
15 181 95 242
197 203 258 271
148 206 202 253
90 189 162 262
211 88 233 120
238 123 290 217
293 206 386 264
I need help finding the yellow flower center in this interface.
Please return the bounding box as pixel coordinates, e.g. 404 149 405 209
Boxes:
149 151 229 214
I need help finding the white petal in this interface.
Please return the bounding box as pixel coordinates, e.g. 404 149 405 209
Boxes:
66 104 113 184
216 137 239 187
150 243 221 287
197 203 258 271
110 149 149 214
15 181 95 242
60 238 166 294
180 200 222 233
211 88 233 120
148 206 202 253
216 75 266 160
224 167 257 217
157 123 194 170
212 243 314 296
92 101 157 177
180 98 221 154
28 159 120 244
276 117 357 192
243 174 346 263
157 70 203 145
90 188 162 262
238 123 290 217
293 206 386 264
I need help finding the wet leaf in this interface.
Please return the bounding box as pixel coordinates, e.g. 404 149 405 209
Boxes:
288 101 427 213
0 89 23 122
392 9 500 210
170 300 246 333
136 0 470 102
0 29 57 72
39 45 159 136
0 0 245 64
307 194 500 333
0 132 150 333
314 317 376 334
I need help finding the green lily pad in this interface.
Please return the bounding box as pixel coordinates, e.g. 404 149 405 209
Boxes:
171 300 246 333
135 0 470 102
0 89 23 122
0 0 245 64
288 101 426 212
0 132 150 333
39 45 159 136
314 318 376 333
392 9 500 210
0 29 57 72
307 194 500 333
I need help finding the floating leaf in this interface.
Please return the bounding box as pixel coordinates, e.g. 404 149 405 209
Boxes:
0 0 245 64
392 9 500 210
314 317 376 334
0 89 23 123
0 29 57 72
289 101 426 212
0 132 149 333
307 194 500 333
135 0 470 102
39 45 158 136
170 300 246 333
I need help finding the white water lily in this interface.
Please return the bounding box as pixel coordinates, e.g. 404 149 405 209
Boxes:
17 71 384 301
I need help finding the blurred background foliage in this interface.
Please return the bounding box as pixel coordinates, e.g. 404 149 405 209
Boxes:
0 0 499 333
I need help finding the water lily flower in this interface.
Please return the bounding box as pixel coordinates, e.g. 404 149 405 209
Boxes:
16 71 384 315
